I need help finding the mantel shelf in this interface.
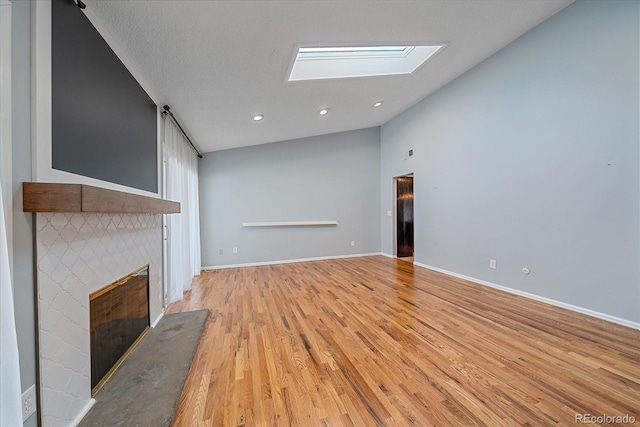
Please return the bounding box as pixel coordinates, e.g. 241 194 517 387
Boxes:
23 182 180 214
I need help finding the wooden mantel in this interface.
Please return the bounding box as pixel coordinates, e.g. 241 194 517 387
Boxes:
23 182 180 214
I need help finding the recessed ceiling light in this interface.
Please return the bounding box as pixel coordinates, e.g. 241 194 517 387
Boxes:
373 101 383 108
318 108 329 116
289 45 443 81
252 114 264 121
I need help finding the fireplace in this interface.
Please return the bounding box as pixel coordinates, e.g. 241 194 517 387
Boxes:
90 266 150 395
26 183 179 425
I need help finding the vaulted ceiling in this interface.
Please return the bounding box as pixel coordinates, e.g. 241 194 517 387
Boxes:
84 0 573 153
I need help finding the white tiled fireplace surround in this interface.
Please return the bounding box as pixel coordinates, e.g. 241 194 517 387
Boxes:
35 212 163 426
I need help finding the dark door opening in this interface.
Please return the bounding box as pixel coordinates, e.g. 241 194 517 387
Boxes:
396 176 414 258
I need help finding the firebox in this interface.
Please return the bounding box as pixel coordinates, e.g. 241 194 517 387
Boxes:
89 265 150 396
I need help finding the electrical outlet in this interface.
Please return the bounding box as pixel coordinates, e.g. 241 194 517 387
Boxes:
489 259 497 269
232 247 238 254
350 241 355 247
22 384 36 421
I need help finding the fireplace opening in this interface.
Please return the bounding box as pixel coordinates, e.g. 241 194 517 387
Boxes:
90 265 150 396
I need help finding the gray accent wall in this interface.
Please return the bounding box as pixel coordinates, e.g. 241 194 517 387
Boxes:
51 0 158 193
12 1 37 426
200 128 381 266
380 0 639 323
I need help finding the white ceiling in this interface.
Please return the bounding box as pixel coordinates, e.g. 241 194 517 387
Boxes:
84 0 572 153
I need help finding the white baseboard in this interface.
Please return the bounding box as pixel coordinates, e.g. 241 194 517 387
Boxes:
380 253 396 258
71 398 95 426
202 252 383 270
414 262 640 330
151 310 165 328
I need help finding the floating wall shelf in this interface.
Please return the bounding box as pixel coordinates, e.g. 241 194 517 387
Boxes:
242 221 338 227
23 182 180 214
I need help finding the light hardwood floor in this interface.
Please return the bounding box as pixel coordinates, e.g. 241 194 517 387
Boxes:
167 256 639 426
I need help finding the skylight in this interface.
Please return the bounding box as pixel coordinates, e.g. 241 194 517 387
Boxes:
288 45 443 81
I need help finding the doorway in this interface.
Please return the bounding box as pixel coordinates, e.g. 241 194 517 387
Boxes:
396 175 414 259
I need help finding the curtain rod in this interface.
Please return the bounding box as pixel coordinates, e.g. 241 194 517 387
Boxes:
161 105 203 159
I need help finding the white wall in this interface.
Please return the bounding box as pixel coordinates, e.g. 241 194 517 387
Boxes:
381 0 639 324
200 128 381 267
10 1 38 426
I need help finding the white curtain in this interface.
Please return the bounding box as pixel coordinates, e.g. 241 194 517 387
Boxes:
0 184 22 426
164 116 201 303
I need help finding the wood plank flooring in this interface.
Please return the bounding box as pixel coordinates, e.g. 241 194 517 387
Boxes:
167 256 640 426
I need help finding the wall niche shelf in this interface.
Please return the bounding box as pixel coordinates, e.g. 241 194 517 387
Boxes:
23 182 180 214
